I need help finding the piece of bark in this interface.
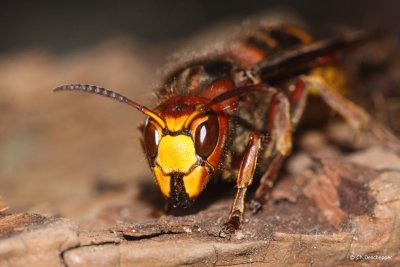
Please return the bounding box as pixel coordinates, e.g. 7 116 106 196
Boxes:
0 213 123 267
0 214 79 267
1 147 399 266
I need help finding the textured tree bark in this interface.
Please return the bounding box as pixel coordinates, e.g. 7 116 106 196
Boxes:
1 147 400 267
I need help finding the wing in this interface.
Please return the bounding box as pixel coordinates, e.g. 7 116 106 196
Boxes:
250 29 373 81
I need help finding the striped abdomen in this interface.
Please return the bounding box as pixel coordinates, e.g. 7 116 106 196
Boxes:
228 24 313 67
159 24 314 99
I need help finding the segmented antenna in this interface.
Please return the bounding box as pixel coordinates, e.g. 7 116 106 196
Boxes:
53 84 166 128
53 84 144 110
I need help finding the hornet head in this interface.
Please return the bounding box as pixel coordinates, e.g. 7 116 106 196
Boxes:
53 84 228 208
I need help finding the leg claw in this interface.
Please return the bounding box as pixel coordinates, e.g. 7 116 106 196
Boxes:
219 215 241 238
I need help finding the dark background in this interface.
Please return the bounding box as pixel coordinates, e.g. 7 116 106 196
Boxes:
1 0 399 54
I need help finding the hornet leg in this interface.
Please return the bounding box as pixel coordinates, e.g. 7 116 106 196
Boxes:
301 75 400 150
220 132 262 236
250 90 299 213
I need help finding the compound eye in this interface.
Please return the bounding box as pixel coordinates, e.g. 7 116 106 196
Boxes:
143 119 160 158
194 114 219 158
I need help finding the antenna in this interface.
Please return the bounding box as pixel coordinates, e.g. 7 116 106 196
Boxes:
53 84 166 128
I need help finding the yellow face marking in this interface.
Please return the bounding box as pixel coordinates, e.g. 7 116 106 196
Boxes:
142 109 166 129
182 166 207 198
153 166 171 197
156 135 197 174
165 116 188 132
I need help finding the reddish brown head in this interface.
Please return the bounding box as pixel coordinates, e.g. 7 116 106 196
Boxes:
142 95 229 207
53 84 230 208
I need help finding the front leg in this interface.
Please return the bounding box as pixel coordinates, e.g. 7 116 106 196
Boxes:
220 132 262 236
